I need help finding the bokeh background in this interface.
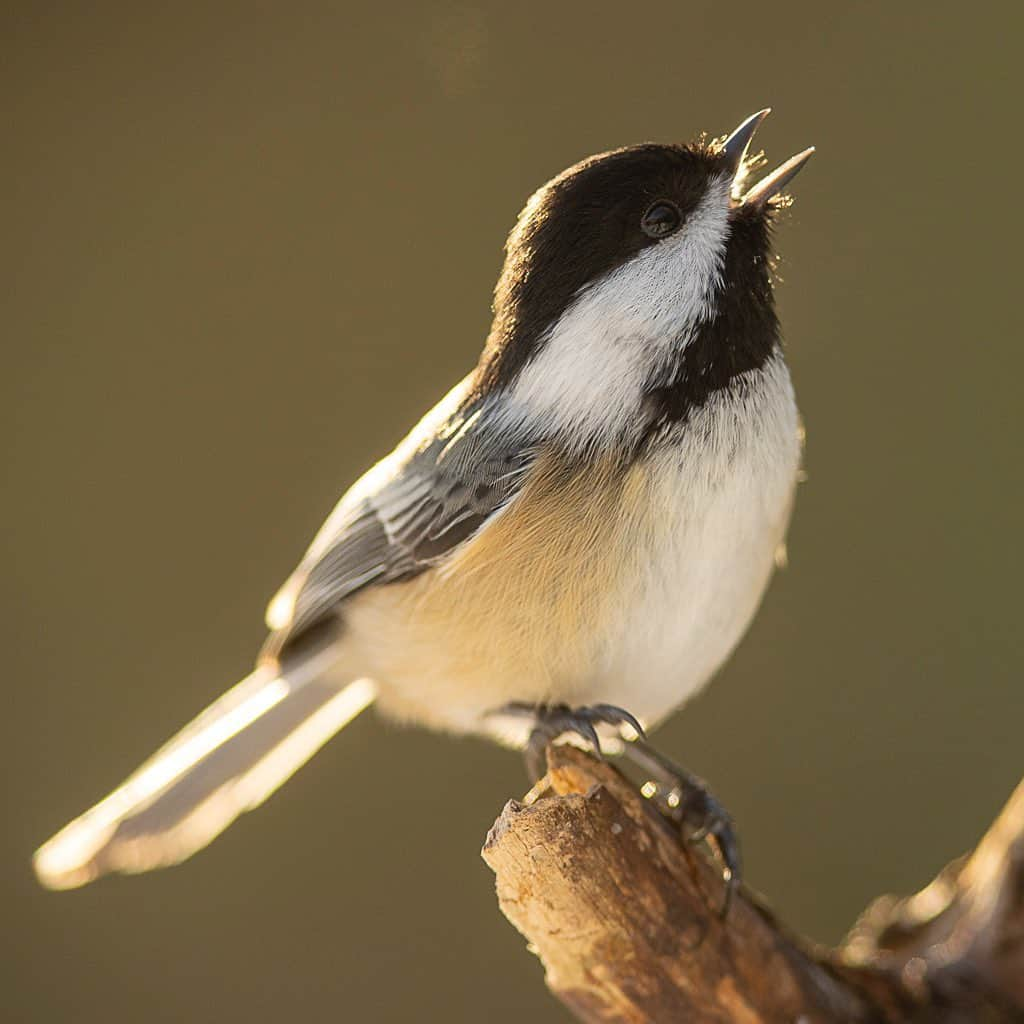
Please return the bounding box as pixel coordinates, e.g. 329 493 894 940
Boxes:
4 3 1022 1021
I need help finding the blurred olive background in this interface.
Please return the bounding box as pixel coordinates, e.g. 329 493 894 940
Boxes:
3 2 1022 1021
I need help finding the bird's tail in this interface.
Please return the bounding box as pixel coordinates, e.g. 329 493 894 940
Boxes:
33 642 376 890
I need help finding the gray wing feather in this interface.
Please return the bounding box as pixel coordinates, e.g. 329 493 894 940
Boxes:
264 379 535 654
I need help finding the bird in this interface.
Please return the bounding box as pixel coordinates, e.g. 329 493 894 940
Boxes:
34 110 813 905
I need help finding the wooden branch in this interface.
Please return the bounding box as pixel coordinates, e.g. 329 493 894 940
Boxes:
481 746 1024 1023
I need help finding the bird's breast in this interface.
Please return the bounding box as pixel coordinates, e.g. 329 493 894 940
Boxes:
345 357 801 738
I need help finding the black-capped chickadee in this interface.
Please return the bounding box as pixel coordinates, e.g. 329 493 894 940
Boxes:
34 110 813 902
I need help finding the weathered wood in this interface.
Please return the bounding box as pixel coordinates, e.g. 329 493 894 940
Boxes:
482 746 1024 1023
842 775 1024 1021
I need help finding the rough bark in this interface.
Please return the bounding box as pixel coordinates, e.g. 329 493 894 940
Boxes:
482 746 1024 1023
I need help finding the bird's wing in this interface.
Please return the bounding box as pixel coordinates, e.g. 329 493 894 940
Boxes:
263 377 535 656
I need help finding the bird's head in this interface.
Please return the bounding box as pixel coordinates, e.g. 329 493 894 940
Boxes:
476 110 813 442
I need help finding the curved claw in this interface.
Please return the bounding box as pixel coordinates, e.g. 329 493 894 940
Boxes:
499 702 646 782
586 704 646 739
679 785 741 908
699 819 740 918
573 717 602 757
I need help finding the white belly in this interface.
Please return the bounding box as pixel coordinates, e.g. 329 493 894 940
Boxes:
347 358 800 742
595 450 797 724
564 360 800 728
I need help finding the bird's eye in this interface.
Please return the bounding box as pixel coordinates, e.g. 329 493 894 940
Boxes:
640 200 683 239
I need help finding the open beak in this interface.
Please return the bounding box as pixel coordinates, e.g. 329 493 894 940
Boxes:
720 108 815 208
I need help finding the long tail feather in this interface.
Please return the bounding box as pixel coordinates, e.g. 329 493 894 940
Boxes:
33 646 376 890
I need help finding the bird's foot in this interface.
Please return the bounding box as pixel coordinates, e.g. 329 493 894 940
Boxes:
497 701 645 783
492 702 739 916
618 738 740 918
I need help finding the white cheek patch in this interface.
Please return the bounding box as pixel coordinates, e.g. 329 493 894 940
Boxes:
503 175 732 445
